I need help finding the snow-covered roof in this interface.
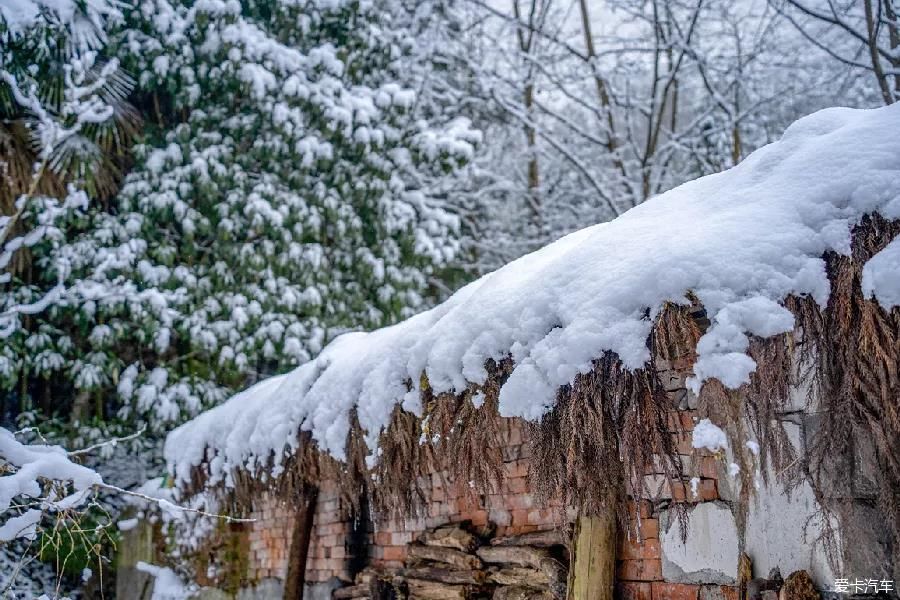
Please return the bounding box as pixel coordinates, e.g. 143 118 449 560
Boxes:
165 103 900 491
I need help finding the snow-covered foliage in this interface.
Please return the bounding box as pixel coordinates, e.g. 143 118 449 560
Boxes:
167 102 900 487
445 0 884 273
1 0 119 550
0 0 122 340
3 0 479 430
0 428 102 543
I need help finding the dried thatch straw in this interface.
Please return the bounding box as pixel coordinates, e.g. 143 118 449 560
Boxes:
181 216 900 577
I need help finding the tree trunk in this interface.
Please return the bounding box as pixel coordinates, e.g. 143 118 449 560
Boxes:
568 513 616 600
283 487 319 600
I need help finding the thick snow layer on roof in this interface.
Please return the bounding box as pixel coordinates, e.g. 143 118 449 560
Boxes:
862 237 900 308
165 103 900 489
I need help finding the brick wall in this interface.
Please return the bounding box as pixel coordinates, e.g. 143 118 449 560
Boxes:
245 418 566 584
246 479 352 582
243 359 749 599
369 418 572 573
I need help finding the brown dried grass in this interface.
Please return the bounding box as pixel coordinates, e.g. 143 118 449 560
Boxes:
182 217 900 577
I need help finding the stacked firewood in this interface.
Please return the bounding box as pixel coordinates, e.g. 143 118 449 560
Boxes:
334 524 569 600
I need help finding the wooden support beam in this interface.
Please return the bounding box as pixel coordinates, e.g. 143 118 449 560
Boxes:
569 513 616 600
284 486 319 600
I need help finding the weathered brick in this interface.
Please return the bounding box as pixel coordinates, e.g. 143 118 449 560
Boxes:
506 494 535 510
618 582 652 600
699 456 719 479
640 518 659 540
374 531 391 546
381 546 405 561
502 445 522 462
631 500 653 519
489 508 512 526
620 537 660 560
508 425 523 445
510 509 529 526
504 460 529 478
391 531 413 546
507 477 528 494
617 559 663 581
651 582 700 600
675 433 694 455
671 480 688 502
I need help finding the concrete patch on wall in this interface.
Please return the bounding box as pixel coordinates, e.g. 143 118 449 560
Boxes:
744 424 837 589
660 501 739 584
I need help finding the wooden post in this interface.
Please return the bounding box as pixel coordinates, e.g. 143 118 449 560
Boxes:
569 512 616 600
283 486 319 600
115 512 156 600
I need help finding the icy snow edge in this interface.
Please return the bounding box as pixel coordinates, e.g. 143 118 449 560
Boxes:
165 104 900 490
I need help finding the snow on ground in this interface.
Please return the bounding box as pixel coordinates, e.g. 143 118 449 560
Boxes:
165 103 900 489
136 562 195 599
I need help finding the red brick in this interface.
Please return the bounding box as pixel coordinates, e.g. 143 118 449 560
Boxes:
381 546 405 561
720 586 739 600
617 559 662 581
504 460 529 478
506 494 535 510
696 456 716 479
618 582 652 600
620 538 660 560
526 509 555 525
627 500 652 519
675 433 694 455
640 518 659 540
651 582 699 600
507 476 528 494
391 531 413 546
671 481 688 502
698 479 718 501
668 411 695 432
374 531 391 546
510 509 529 526
680 411 697 431
508 425 523 445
